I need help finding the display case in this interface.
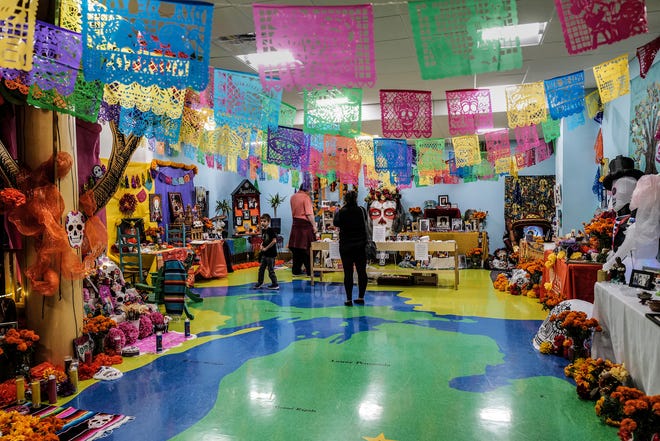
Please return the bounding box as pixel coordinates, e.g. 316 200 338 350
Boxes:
231 180 261 236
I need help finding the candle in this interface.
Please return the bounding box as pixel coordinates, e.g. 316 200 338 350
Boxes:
31 381 41 408
47 375 57 404
15 376 25 404
69 361 79 393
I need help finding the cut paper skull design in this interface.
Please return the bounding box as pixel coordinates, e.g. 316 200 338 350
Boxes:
66 210 85 248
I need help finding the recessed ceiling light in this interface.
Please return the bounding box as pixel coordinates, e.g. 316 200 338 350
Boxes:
480 22 547 47
236 50 299 70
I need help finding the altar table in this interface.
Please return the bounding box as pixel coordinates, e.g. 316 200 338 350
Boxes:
541 253 602 303
591 282 660 395
190 240 228 279
406 231 488 262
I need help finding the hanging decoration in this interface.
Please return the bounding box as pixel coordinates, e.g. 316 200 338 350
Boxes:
374 138 409 177
0 0 38 70
118 193 138 216
60 0 82 32
514 125 542 152
446 89 493 136
485 129 511 162
593 55 630 103
535 142 553 164
27 71 104 123
118 107 183 143
379 89 432 138
514 150 535 169
452 135 481 168
335 136 361 185
637 36 660 79
28 21 81 95
322 135 339 180
252 4 376 91
102 82 186 120
495 156 512 175
415 138 446 172
150 159 197 186
594 129 604 163
584 90 603 119
279 102 297 127
0 68 30 95
81 0 213 89
566 111 585 131
214 69 282 131
266 126 310 169
218 125 251 158
179 106 208 147
303 88 362 138
553 0 647 55
540 118 560 144
408 0 521 80
544 70 585 120
506 82 548 128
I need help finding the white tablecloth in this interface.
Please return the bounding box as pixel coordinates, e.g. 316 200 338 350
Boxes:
592 282 660 395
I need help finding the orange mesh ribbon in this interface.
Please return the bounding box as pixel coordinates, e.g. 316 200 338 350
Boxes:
80 191 107 273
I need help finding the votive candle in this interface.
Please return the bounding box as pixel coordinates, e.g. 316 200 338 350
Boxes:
31 381 41 408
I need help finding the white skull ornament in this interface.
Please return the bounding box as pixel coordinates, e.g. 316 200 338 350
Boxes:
65 210 85 248
87 413 113 429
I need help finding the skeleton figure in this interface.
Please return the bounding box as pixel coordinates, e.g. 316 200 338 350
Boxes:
65 211 85 248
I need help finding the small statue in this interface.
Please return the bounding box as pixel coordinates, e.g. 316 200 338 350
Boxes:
608 257 626 284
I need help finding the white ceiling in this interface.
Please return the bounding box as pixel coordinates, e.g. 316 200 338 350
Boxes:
207 0 660 139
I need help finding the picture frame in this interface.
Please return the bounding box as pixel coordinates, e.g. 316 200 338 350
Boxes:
320 233 333 241
419 219 430 232
168 192 184 222
438 195 450 206
149 193 163 223
464 221 473 232
436 216 450 230
451 218 462 231
242 210 250 220
629 269 655 290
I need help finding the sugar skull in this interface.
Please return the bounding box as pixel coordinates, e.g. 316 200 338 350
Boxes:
608 176 638 213
393 93 420 131
369 199 397 236
87 413 113 429
65 211 85 248
92 164 105 179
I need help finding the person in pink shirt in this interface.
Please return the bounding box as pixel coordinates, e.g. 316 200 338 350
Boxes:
288 182 317 276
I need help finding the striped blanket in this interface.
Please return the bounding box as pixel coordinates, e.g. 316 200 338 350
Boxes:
2 403 133 440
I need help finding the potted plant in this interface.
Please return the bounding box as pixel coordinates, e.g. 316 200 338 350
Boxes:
267 193 287 218
215 199 230 216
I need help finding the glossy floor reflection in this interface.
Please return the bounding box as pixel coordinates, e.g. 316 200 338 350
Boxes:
62 268 616 441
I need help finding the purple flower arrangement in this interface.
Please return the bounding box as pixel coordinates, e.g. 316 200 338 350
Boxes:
105 327 126 351
118 321 139 345
138 315 153 339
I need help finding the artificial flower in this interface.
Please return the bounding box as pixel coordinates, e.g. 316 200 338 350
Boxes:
118 193 138 215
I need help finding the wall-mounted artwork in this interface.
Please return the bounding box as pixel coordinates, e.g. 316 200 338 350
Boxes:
168 192 184 222
149 193 163 223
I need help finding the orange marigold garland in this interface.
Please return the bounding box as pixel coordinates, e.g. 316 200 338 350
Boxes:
82 315 117 334
0 410 63 440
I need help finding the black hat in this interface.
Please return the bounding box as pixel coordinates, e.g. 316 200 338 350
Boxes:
602 155 644 190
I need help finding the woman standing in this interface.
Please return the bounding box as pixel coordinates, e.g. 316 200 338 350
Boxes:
288 183 317 276
333 190 368 306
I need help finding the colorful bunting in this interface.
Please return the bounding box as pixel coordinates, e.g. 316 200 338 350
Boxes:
252 4 376 91
544 71 585 120
452 135 481 168
495 156 512 175
214 69 282 131
593 55 630 103
485 129 511 162
379 89 432 138
279 102 297 127
81 0 213 89
27 71 103 123
0 0 38 70
28 21 82 95
554 0 648 55
446 89 493 136
566 111 585 131
506 82 548 128
541 118 561 143
408 0 521 79
514 125 542 152
637 36 660 79
218 125 251 158
374 138 409 175
585 90 603 119
322 135 339 178
118 107 183 143
103 83 186 119
60 0 82 32
334 136 361 185
415 139 446 172
535 142 553 163
303 88 362 138
266 126 310 169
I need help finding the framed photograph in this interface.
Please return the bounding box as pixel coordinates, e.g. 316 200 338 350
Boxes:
168 192 184 221
242 210 250 220
149 193 163 223
419 219 430 232
464 221 473 232
451 218 462 231
629 270 655 289
235 216 242 226
436 216 450 230
320 233 333 241
438 195 450 206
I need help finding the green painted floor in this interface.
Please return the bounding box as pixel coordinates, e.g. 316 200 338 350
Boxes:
67 267 617 441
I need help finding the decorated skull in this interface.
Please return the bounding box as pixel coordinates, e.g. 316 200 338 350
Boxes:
393 93 420 131
87 413 113 429
65 211 85 248
92 164 105 179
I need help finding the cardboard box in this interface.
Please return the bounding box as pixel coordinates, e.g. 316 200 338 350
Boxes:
412 272 438 286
